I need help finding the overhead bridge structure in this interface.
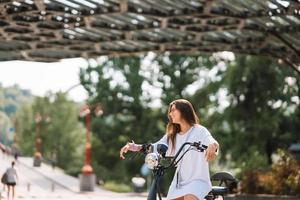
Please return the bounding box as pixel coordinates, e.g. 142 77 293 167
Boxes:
0 0 299 72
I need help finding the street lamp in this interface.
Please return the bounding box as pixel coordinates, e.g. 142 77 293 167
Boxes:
79 103 103 191
11 117 18 160
33 113 50 167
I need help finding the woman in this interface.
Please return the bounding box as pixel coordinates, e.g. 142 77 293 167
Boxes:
6 161 18 200
120 99 219 200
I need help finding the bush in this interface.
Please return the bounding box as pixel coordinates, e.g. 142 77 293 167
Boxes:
240 149 300 195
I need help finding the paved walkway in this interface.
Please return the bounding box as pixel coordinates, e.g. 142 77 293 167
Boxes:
0 152 150 200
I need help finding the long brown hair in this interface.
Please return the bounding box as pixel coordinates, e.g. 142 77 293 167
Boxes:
166 99 199 152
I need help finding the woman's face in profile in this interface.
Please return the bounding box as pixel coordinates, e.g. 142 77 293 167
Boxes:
169 104 182 124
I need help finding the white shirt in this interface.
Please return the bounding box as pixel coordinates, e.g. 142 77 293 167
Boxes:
6 167 17 183
153 124 217 200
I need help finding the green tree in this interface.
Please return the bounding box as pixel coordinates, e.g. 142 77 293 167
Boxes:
0 84 32 117
213 55 299 171
0 111 13 145
17 92 85 174
79 53 217 184
80 56 155 181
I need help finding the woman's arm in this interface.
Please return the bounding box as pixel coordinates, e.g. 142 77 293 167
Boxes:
119 135 168 159
151 134 168 154
119 141 142 159
14 169 19 182
200 127 219 161
205 142 219 161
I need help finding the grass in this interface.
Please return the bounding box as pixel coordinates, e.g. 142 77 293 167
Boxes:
103 181 133 193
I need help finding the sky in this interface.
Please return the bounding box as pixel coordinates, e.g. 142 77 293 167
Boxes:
0 52 235 106
0 58 89 102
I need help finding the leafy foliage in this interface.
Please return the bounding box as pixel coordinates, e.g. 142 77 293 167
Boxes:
0 84 32 146
240 149 300 195
80 53 299 195
0 111 12 145
16 92 85 174
207 55 300 172
79 53 217 185
0 84 32 117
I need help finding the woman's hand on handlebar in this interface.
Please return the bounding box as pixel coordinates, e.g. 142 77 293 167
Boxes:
205 142 219 161
119 141 142 160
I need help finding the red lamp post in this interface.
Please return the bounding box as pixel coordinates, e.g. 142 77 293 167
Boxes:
80 104 93 174
33 113 42 166
33 113 50 167
79 103 102 191
12 117 18 154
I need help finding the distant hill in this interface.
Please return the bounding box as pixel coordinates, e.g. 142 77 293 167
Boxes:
0 84 33 145
0 83 33 117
